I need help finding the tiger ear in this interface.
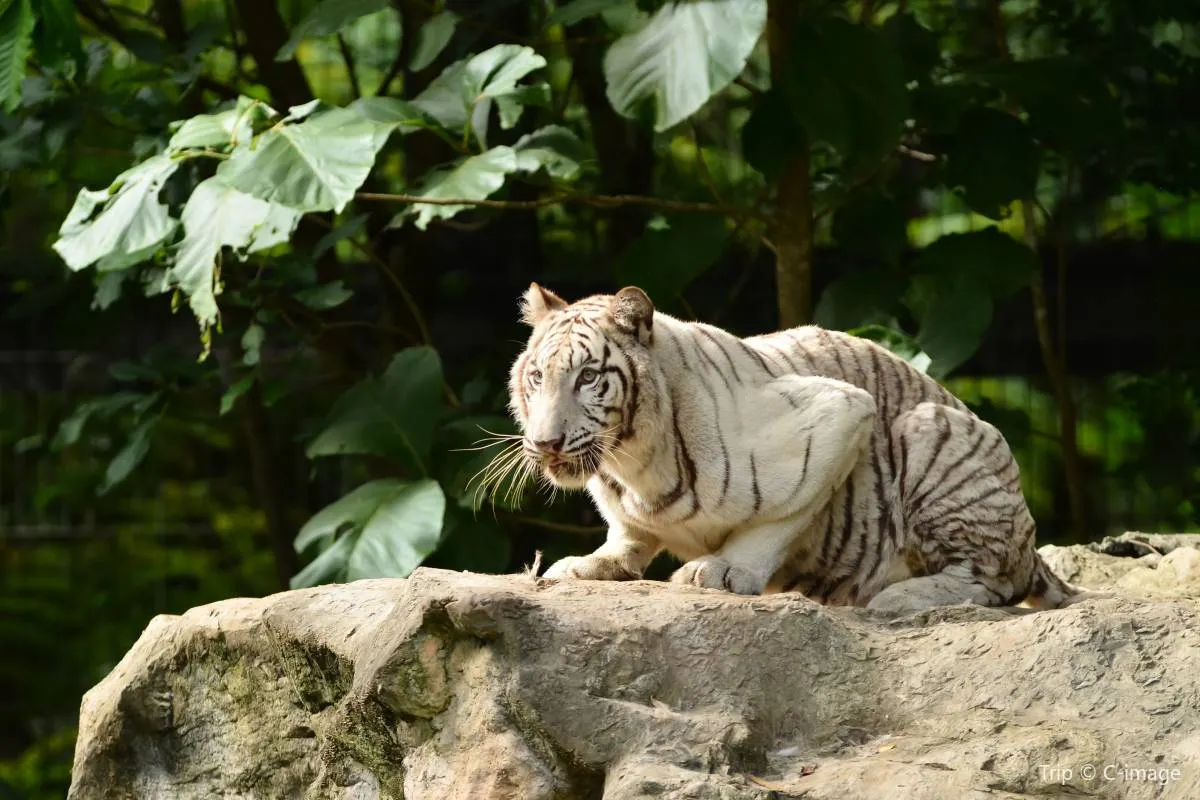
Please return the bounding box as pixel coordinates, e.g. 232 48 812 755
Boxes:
611 286 654 344
520 283 568 326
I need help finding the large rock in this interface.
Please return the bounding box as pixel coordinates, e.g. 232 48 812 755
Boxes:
70 542 1200 800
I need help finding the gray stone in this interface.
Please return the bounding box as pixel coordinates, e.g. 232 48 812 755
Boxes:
70 542 1200 800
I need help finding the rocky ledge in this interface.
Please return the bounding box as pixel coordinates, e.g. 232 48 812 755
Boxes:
69 535 1200 799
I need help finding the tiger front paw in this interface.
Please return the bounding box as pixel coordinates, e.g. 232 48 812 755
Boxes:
670 556 767 595
541 555 639 582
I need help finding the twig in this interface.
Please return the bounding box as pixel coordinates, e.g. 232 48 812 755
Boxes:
354 191 768 222
336 34 362 99
377 50 406 96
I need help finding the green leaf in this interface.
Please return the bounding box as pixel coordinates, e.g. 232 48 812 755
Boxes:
814 269 908 331
548 0 632 27
347 479 445 579
241 322 265 366
297 280 354 310
219 375 254 416
910 229 1037 299
52 393 145 450
0 0 33 112
349 96 441 134
782 17 910 163
409 10 459 72
313 213 367 257
945 108 1040 219
167 96 273 151
613 215 730 309
604 0 766 132
170 177 301 328
92 272 128 311
307 347 445 473
32 0 83 70
276 0 391 61
513 125 587 180
906 277 993 379
290 530 357 589
295 478 408 552
412 44 548 142
98 418 157 495
53 155 180 272
217 107 399 214
403 146 520 230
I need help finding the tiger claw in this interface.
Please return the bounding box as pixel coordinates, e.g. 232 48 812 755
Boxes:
670 556 766 595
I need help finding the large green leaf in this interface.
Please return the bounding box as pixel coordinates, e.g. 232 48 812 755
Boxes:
904 229 1037 377
295 479 409 552
603 0 766 132
348 480 445 579
0 0 33 112
31 0 82 70
404 146 519 230
290 530 358 589
52 155 180 272
292 478 446 586
907 277 994 379
945 108 1040 219
412 44 548 142
349 96 441 135
307 347 445 473
409 10 460 71
276 0 391 61
814 269 908 331
98 418 158 496
216 107 397 214
781 16 910 164
612 215 730 309
170 177 302 327
513 125 587 180
910 229 1038 298
167 97 273 151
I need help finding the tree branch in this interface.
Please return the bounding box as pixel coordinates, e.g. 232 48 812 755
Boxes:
336 34 362 99
354 191 767 222
231 0 313 108
767 0 814 328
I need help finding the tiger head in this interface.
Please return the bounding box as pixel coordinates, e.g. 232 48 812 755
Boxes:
507 282 657 489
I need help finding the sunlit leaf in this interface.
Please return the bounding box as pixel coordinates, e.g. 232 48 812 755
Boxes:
603 0 766 131
292 479 447 586
403 146 519 230
216 107 399 214
513 125 587 180
170 177 302 328
348 479 445 579
52 155 180 272
276 0 391 61
241 322 265 366
167 96 274 151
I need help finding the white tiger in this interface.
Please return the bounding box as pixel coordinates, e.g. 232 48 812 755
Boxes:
503 283 1080 613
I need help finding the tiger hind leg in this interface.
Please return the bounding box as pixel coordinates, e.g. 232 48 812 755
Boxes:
869 401 1053 613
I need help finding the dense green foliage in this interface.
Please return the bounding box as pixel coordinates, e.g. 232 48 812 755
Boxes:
2 1 1200 796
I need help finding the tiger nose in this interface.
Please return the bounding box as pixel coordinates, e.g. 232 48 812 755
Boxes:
531 435 566 455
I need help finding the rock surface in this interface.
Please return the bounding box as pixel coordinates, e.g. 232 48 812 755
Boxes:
70 539 1200 800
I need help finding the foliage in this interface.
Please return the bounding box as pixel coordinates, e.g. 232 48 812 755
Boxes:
4 0 1200 793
